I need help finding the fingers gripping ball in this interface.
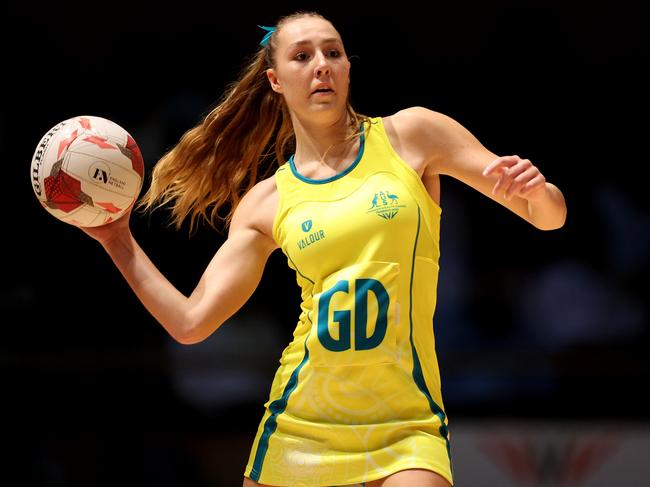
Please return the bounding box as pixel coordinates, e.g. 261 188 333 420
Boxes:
30 115 145 227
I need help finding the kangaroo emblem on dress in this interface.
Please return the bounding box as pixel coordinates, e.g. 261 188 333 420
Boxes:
367 190 406 220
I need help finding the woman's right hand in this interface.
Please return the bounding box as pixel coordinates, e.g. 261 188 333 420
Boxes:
77 204 134 247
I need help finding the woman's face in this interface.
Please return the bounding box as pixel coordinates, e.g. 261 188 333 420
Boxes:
266 17 351 121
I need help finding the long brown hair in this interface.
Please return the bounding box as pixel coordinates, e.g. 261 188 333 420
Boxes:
138 11 370 233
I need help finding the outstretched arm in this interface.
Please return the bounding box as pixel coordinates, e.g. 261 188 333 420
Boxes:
397 107 567 230
81 178 278 344
480 155 566 230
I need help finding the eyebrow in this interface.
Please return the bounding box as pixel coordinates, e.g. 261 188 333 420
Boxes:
287 38 342 49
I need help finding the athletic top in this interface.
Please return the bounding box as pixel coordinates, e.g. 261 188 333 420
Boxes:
245 116 452 486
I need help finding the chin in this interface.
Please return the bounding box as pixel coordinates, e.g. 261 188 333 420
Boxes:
310 98 345 110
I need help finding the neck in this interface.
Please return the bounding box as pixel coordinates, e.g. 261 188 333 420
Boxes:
291 111 356 169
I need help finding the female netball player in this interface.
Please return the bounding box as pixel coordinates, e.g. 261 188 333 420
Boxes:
80 10 566 487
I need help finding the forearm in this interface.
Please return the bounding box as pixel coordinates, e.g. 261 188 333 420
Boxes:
101 230 191 341
527 182 567 230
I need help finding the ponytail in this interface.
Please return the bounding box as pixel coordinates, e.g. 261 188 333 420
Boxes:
138 11 369 233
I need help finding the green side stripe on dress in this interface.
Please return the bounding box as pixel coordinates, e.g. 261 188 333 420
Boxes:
250 335 310 481
408 205 452 466
250 252 315 480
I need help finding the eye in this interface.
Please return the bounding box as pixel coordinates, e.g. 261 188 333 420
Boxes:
328 49 341 58
294 52 309 61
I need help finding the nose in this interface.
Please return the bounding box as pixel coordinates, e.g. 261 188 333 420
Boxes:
314 51 331 77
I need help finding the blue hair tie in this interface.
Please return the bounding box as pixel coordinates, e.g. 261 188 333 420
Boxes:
257 25 276 47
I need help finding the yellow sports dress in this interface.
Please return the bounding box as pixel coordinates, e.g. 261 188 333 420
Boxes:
244 116 452 486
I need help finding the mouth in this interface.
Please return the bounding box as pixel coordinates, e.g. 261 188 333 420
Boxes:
311 88 334 96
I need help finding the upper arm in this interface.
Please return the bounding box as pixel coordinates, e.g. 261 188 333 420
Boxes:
396 106 532 223
181 177 279 343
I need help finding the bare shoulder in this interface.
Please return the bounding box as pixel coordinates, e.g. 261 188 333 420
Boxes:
385 106 451 128
383 107 463 172
384 107 457 138
228 174 279 248
384 106 490 175
242 173 278 202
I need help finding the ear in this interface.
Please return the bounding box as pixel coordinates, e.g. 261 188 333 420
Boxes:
266 68 283 94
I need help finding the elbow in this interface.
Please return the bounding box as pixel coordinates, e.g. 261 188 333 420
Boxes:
171 316 221 345
173 332 204 345
172 325 207 345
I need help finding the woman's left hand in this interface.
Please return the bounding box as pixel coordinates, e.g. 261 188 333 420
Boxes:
482 155 547 202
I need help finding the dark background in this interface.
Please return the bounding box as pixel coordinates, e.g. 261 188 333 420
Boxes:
3 1 648 485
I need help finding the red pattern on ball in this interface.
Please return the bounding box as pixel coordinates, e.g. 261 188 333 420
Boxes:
44 169 84 213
